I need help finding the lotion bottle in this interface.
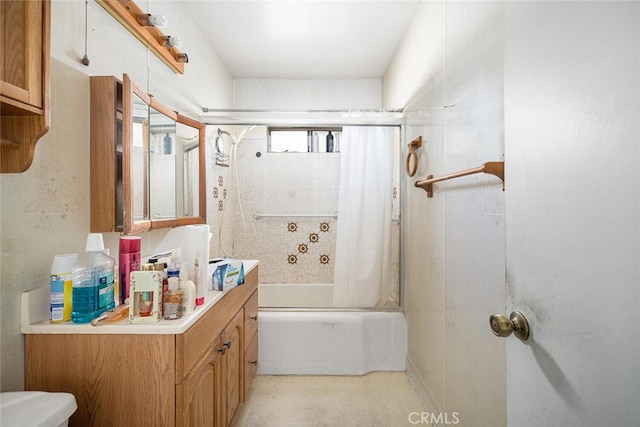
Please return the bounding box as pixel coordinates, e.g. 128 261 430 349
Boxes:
179 263 196 316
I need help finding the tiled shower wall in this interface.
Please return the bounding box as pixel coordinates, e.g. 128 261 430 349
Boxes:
209 124 400 305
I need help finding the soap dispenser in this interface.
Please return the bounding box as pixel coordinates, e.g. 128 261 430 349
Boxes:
179 263 196 316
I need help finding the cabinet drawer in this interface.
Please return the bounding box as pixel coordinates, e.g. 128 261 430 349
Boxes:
244 290 258 350
244 333 258 400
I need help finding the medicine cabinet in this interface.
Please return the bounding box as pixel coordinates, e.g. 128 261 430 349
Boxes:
90 74 206 234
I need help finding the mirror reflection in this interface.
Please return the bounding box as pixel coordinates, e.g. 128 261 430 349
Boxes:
149 106 177 221
177 121 200 217
132 93 149 223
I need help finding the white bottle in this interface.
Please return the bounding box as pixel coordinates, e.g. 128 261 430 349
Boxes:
179 263 196 316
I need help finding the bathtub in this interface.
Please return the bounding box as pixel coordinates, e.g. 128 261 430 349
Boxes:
257 283 407 375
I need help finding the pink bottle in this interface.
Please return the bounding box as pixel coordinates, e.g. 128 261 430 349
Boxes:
119 236 141 305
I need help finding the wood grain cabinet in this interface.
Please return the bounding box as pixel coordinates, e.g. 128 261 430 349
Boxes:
0 0 50 173
176 335 222 426
26 266 259 427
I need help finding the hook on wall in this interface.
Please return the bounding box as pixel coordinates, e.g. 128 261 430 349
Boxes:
405 136 422 177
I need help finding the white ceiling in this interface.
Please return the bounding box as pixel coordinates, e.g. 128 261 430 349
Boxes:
182 0 419 79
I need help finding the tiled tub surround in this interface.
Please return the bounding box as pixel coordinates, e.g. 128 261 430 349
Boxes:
217 126 401 307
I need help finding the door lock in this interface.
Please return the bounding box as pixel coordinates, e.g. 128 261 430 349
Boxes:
489 311 530 341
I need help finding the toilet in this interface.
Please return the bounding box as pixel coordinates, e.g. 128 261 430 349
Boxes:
0 391 77 427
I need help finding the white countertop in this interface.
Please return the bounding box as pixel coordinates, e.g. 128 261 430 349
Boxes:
21 260 258 335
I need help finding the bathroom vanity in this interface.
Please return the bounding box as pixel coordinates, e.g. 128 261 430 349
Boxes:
23 262 259 427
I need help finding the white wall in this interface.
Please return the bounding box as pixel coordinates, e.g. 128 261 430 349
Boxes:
234 78 382 110
385 2 506 425
0 0 233 391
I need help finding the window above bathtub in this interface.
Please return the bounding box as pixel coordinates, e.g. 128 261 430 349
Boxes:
268 127 342 153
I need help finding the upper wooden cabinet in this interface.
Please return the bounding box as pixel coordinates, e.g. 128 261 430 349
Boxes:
0 0 50 173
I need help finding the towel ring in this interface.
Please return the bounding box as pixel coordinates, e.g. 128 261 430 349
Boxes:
405 136 422 177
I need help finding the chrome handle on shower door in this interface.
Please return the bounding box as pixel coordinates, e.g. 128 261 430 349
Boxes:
489 311 530 341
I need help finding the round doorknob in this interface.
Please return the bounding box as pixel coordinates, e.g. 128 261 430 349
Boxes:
489 311 530 341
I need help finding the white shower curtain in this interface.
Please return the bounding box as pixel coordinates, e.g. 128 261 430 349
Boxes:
333 126 394 307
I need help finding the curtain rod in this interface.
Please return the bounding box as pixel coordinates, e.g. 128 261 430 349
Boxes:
201 108 404 114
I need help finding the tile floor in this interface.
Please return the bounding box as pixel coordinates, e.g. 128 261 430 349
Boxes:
232 372 425 427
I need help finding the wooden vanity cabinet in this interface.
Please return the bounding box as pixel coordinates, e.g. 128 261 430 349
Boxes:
0 0 50 173
176 335 222 426
26 267 259 427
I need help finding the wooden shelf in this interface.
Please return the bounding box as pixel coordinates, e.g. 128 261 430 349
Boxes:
96 0 185 74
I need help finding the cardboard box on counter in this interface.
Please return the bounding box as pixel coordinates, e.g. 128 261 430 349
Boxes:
209 259 244 292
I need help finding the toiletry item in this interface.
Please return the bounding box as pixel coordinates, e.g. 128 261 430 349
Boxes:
326 131 334 152
182 225 210 306
50 253 78 323
179 263 196 316
152 261 168 316
113 265 119 307
129 270 162 323
163 277 183 320
210 259 245 291
194 250 204 306
71 234 116 324
137 292 153 316
90 303 129 326
119 236 141 305
312 134 319 152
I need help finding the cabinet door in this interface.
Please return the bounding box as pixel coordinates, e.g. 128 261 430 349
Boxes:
0 0 45 111
176 336 223 427
0 0 49 173
222 309 244 426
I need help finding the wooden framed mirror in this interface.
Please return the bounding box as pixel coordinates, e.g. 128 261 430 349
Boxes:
91 74 206 235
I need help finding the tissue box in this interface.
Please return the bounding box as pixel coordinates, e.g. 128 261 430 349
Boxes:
209 259 244 292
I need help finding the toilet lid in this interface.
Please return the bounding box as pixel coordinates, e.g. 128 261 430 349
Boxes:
0 391 77 427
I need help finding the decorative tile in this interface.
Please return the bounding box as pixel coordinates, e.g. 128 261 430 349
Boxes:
218 200 224 211
287 222 298 232
213 187 219 198
319 254 330 265
288 254 298 264
319 222 330 232
309 233 319 243
218 175 224 186
223 189 227 199
298 243 308 254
